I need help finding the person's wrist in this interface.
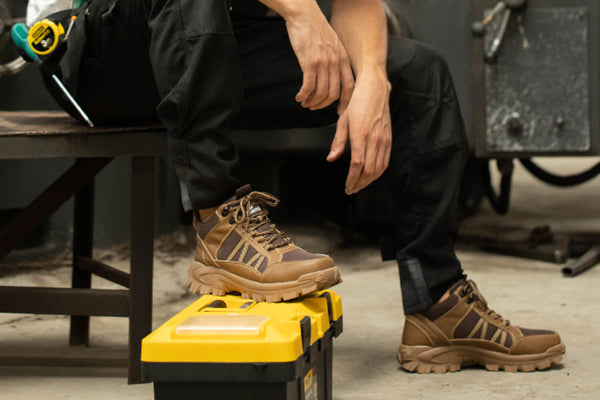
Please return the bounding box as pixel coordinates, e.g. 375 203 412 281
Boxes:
356 62 390 92
356 58 386 78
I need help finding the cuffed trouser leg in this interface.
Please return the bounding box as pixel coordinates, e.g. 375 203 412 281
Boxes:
380 38 469 315
148 0 243 209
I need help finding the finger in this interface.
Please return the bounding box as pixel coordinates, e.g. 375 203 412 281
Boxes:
313 53 341 110
354 148 384 193
303 60 330 109
345 129 366 195
337 54 355 115
354 130 380 192
295 62 318 104
378 125 392 175
382 140 391 174
352 123 391 194
378 108 393 175
354 173 373 194
345 155 364 195
327 114 349 162
376 138 391 176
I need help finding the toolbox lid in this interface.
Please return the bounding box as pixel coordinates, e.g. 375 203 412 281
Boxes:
141 290 342 364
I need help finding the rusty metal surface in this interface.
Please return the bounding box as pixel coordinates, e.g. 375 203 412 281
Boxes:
484 7 590 153
0 111 162 136
0 111 167 159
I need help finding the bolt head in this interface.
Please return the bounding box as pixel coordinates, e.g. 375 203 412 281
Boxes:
506 115 524 135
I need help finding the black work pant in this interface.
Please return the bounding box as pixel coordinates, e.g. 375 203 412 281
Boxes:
52 0 468 314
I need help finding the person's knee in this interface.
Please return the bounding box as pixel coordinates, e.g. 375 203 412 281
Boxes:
387 38 454 102
387 38 467 155
410 42 451 80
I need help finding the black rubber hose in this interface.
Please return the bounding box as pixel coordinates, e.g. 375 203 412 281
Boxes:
482 159 513 215
519 158 600 187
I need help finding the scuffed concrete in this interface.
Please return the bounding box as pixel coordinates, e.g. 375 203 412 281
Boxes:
0 158 599 400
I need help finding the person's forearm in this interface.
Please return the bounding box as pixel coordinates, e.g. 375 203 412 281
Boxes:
331 0 388 77
257 0 320 21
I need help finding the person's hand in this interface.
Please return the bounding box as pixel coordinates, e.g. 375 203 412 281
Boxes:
327 68 392 194
284 5 355 114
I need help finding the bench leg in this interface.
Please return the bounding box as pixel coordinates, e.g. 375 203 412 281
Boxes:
69 173 95 346
129 156 155 383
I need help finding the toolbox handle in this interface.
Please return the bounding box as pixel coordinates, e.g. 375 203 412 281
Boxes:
203 299 227 309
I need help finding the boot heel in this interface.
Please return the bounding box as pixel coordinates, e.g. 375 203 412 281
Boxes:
397 345 461 373
186 261 227 296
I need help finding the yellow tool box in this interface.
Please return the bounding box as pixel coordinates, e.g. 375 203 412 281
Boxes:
141 290 343 400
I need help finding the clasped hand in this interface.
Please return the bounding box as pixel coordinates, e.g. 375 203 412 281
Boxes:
285 6 354 114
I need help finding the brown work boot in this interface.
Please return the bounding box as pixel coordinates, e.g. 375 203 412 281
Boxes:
398 279 565 373
186 185 342 302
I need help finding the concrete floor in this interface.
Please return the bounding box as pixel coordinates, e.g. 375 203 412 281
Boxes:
1 158 599 399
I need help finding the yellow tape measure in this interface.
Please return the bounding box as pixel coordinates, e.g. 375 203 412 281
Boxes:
28 19 65 55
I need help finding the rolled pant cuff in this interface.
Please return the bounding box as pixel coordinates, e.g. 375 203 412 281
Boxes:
398 258 433 315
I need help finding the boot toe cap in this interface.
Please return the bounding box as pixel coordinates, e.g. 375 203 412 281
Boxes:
262 255 335 283
510 329 563 355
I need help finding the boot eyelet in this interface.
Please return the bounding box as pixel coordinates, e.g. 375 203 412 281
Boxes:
229 217 235 225
221 206 230 217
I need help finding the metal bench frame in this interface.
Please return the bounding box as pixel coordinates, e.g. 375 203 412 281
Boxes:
0 111 167 383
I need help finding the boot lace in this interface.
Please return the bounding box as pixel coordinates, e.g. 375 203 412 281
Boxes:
459 280 510 326
225 191 292 251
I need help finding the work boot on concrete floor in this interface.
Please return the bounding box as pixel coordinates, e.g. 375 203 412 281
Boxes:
186 185 342 302
398 279 565 373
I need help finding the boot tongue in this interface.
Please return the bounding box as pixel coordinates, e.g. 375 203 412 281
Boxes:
449 278 468 293
250 204 262 216
235 184 253 199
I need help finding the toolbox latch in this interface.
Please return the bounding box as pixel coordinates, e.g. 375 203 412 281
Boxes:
320 291 343 338
319 292 334 324
300 316 312 356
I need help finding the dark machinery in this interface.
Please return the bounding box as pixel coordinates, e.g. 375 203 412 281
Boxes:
470 0 600 274
471 0 600 214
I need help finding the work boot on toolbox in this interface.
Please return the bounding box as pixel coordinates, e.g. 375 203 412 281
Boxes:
186 185 342 302
398 279 565 373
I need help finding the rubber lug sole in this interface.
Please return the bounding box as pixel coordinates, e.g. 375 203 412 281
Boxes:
397 343 565 373
186 261 342 302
